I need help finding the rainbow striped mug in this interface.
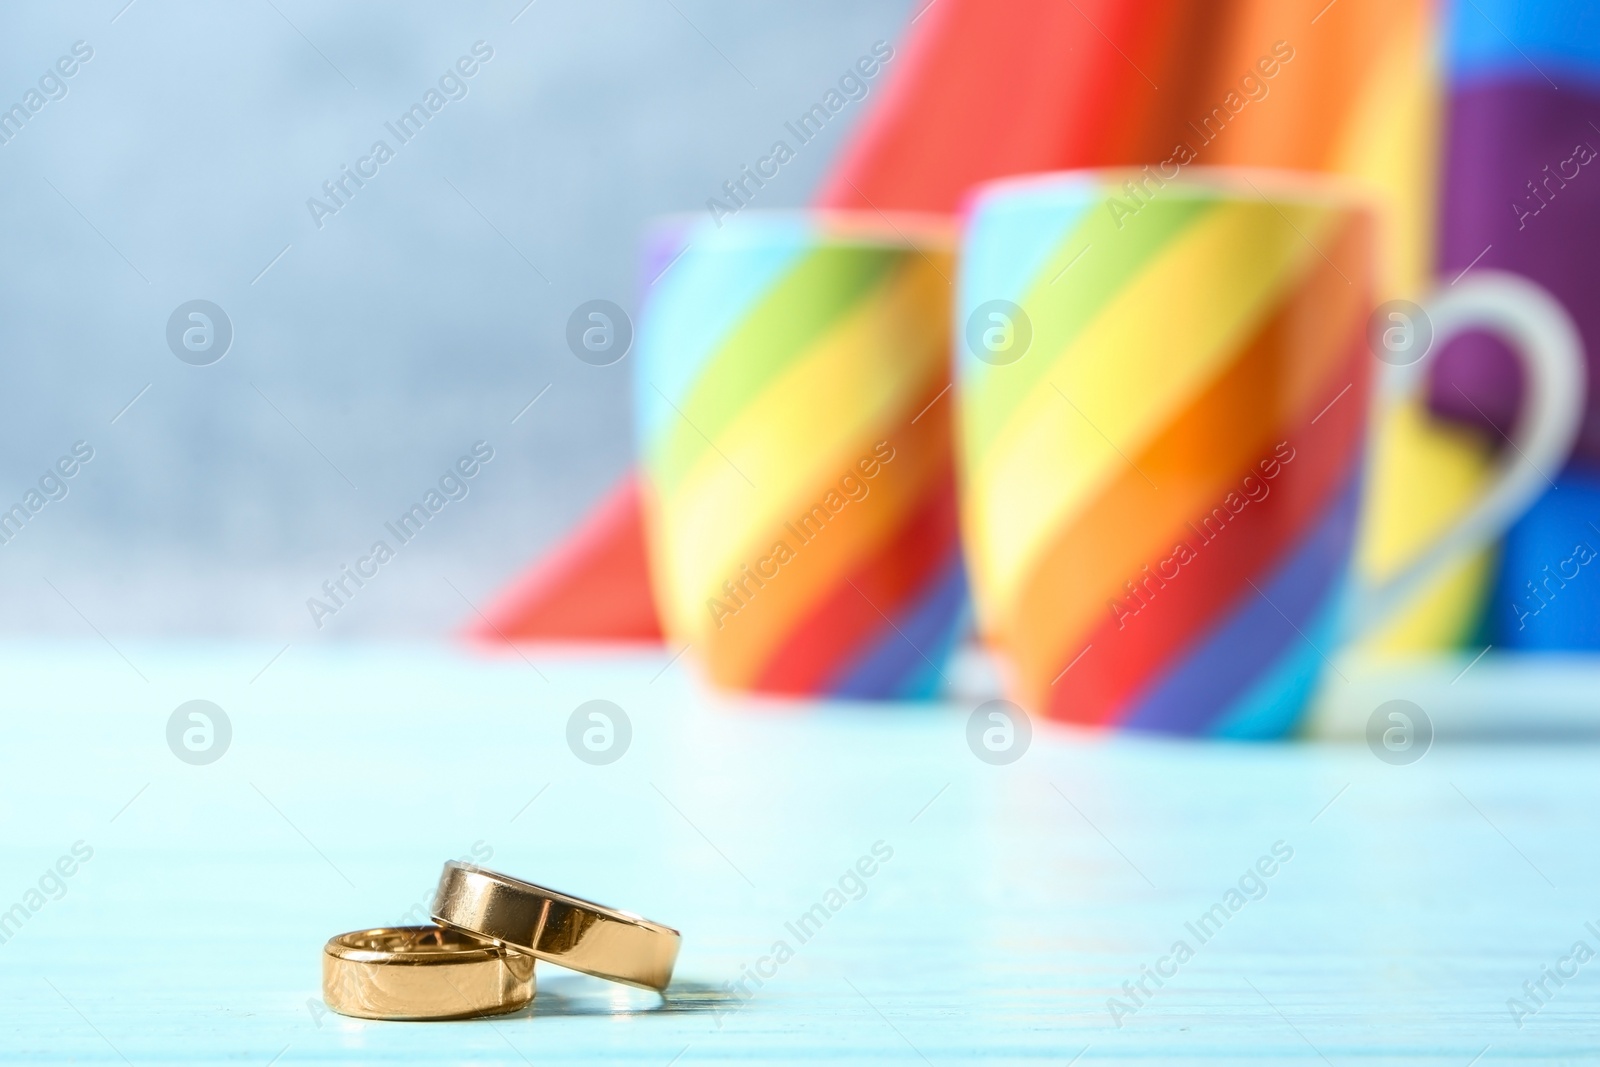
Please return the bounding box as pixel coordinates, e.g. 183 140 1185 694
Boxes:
956 169 1583 736
635 212 966 697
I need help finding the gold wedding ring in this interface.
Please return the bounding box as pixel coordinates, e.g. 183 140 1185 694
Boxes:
322 926 535 1020
431 862 681 991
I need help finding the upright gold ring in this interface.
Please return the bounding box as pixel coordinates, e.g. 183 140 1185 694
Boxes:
431 862 681 992
322 925 535 1021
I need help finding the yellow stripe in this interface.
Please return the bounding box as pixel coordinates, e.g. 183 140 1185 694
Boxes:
967 202 1342 618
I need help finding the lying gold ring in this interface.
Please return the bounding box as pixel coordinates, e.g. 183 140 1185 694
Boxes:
322 925 535 1021
431 862 681 992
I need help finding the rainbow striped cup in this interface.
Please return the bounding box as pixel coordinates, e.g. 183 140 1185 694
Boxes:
957 169 1583 737
634 212 966 698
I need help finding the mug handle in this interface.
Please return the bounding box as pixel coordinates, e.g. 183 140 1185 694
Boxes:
1350 270 1587 635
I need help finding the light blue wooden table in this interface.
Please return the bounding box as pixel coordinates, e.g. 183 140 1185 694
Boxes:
1 642 1597 1063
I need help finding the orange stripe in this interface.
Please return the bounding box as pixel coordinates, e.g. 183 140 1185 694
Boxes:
696 377 955 688
1194 0 1423 170
754 469 961 693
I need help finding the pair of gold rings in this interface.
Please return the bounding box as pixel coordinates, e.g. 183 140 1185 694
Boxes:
322 862 681 1021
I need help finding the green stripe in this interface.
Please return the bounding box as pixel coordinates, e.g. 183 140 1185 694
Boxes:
652 246 902 495
963 198 1214 463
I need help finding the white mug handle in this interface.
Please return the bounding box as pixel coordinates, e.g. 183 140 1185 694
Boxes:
1351 270 1586 634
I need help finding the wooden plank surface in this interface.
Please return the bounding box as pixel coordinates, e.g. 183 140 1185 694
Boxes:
0 642 1596 1063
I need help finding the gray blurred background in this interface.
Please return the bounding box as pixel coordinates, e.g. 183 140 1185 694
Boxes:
0 0 913 637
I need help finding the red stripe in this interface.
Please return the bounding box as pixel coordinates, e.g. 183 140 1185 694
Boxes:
754 470 961 694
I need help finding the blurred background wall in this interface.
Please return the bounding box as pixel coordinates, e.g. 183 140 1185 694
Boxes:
0 0 913 637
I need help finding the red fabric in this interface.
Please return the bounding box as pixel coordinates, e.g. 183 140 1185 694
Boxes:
815 0 1214 213
461 475 662 642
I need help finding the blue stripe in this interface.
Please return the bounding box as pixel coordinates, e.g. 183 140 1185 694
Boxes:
1117 472 1360 736
957 178 1098 386
1208 587 1346 740
634 216 811 446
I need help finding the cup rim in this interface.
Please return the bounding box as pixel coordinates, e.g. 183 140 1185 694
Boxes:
647 208 957 250
961 166 1381 217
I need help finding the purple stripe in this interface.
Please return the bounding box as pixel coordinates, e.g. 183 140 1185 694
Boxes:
827 548 969 700
1206 589 1343 739
1116 472 1361 735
